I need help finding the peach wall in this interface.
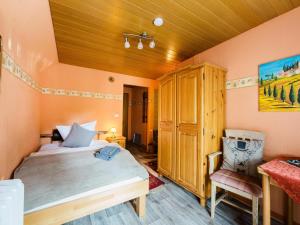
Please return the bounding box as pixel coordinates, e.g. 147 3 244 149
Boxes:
40 63 158 137
178 7 300 223
131 86 148 146
0 0 57 179
123 87 133 139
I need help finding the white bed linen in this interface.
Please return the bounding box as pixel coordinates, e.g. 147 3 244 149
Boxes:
35 140 110 156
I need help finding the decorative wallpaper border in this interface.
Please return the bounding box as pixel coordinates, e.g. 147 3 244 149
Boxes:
2 51 42 92
2 51 122 100
226 76 258 90
3 51 257 96
41 88 122 100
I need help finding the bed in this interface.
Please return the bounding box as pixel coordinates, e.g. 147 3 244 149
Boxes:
14 140 149 225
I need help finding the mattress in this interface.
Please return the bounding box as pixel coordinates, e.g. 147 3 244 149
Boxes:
14 142 148 214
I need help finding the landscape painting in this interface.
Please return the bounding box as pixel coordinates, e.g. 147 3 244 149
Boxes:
259 54 300 112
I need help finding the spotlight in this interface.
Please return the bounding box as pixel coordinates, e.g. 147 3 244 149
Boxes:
137 38 143 50
149 39 155 48
124 37 130 48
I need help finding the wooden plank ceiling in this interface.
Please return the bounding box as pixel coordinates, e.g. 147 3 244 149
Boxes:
49 0 300 79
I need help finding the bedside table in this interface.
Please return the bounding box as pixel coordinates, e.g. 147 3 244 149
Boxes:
106 136 126 148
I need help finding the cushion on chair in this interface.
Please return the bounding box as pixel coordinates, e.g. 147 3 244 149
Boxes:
221 137 264 177
210 169 262 198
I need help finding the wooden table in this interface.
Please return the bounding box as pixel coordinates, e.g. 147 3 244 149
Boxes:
106 136 126 148
258 166 294 225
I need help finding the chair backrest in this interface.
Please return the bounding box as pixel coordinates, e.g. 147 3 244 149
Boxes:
225 129 265 141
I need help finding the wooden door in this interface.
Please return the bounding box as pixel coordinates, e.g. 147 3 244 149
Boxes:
176 67 202 194
122 93 129 139
158 74 176 178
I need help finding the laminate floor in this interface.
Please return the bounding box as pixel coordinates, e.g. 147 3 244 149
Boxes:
65 177 283 225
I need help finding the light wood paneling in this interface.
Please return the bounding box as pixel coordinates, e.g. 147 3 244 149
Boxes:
158 63 226 206
201 64 226 199
48 0 300 78
25 179 148 225
176 68 201 194
158 74 176 179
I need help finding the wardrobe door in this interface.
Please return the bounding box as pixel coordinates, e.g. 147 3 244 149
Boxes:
201 65 226 198
158 74 176 179
176 68 202 193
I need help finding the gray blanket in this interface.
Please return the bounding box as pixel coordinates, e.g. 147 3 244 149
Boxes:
14 149 148 213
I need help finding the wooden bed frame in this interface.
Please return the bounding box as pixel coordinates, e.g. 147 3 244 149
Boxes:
24 179 149 225
26 130 149 225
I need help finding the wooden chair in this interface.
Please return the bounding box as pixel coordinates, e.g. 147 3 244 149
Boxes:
208 129 265 225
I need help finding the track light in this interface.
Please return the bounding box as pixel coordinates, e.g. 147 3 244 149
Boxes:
137 38 143 50
123 32 156 50
124 37 130 48
149 39 155 48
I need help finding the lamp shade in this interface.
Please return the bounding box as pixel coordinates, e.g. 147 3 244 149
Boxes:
111 127 117 133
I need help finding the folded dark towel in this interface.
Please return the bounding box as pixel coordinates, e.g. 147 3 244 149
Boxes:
95 146 120 161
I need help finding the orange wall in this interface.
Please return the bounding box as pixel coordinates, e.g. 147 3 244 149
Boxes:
131 86 148 146
40 63 158 137
178 7 300 222
0 0 57 178
123 87 133 139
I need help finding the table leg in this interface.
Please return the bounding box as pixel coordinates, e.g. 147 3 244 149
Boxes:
262 174 271 225
288 197 293 225
136 195 146 218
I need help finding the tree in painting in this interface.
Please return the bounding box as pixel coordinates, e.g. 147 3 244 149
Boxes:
259 55 300 111
268 84 272 97
289 84 295 105
280 86 286 102
273 85 278 99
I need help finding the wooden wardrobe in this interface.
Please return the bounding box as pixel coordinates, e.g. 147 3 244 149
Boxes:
158 63 226 206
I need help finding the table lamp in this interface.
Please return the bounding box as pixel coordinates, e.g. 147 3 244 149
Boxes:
111 127 117 138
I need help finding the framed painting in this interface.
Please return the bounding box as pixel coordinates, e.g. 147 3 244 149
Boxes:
259 54 300 112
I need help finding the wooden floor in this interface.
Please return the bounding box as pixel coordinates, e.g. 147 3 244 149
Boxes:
64 177 282 225
64 145 282 225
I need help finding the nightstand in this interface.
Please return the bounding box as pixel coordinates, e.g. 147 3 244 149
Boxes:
106 136 126 148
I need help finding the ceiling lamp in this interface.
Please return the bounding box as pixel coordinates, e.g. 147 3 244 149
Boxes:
153 17 164 27
123 32 156 50
124 37 130 48
137 38 143 50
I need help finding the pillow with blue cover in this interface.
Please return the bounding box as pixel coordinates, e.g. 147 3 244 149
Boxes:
221 137 264 177
61 123 96 148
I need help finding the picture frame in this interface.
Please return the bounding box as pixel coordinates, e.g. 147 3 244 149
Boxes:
259 54 300 112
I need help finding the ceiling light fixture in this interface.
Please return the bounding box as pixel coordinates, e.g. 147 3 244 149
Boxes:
124 37 130 48
123 32 156 50
153 17 164 27
137 38 143 50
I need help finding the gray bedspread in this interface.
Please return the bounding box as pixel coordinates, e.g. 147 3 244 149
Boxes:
14 149 148 213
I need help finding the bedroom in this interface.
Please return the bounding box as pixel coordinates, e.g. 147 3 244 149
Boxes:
0 1 299 225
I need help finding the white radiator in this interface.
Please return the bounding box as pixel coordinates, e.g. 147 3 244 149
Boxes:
0 179 24 225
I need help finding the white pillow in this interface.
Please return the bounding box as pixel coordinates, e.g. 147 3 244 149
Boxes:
56 121 97 140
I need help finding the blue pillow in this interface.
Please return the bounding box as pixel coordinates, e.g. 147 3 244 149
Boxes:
61 123 96 148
